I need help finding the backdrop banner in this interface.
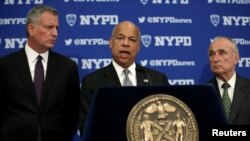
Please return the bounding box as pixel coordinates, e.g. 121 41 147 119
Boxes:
1 1 250 140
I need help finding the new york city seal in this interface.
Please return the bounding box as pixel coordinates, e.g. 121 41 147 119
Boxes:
127 94 199 141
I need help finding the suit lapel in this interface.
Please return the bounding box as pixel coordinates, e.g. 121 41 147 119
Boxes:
41 51 58 106
210 79 220 96
103 64 121 86
136 65 151 86
101 64 150 86
229 75 248 123
136 67 145 86
208 78 228 121
13 50 38 105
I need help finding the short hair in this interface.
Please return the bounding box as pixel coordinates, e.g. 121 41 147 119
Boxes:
211 36 239 55
26 5 58 36
111 21 141 42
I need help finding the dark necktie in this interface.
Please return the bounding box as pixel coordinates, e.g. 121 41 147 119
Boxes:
123 69 133 86
34 55 44 105
221 82 231 121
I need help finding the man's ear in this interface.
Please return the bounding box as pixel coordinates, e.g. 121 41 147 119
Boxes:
109 38 113 49
27 24 35 36
234 54 240 65
137 43 141 52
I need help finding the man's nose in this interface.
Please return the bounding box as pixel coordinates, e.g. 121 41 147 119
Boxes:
51 28 58 36
213 53 220 61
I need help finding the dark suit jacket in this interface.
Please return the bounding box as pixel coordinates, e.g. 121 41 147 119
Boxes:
207 74 250 124
79 63 169 136
0 49 80 141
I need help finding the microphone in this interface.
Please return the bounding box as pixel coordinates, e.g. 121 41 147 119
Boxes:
136 67 152 86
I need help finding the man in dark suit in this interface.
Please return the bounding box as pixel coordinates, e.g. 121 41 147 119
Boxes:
0 5 80 141
207 36 250 124
79 21 169 137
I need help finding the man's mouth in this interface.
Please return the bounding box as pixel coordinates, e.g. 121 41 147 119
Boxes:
120 50 130 58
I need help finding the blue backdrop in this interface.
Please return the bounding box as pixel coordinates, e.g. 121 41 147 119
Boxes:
1 0 250 140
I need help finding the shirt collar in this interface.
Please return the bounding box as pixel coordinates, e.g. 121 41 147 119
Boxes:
25 43 49 63
112 60 136 76
216 72 236 88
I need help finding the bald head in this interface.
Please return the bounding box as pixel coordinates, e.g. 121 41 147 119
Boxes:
111 21 141 42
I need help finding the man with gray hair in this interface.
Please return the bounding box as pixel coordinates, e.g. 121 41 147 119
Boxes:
0 5 80 141
207 36 250 124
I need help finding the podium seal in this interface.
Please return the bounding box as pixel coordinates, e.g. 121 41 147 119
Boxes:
126 94 199 141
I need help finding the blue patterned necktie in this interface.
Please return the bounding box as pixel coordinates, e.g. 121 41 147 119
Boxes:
221 82 231 121
123 69 133 86
34 55 44 105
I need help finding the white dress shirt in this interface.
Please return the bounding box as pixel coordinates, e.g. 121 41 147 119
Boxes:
25 44 48 81
216 72 236 102
112 60 137 86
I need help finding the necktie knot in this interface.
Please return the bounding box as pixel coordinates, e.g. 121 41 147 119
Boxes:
222 82 230 89
37 55 42 62
123 69 130 77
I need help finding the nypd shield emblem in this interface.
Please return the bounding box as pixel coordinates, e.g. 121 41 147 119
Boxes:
210 14 220 27
140 0 148 5
141 35 152 48
66 14 77 27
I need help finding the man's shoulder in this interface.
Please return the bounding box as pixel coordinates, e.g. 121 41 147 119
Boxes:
82 64 111 79
207 78 216 83
0 49 24 64
138 65 165 76
49 50 76 65
237 74 250 84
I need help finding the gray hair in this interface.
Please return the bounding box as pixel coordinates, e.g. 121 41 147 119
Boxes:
26 5 58 36
211 36 239 55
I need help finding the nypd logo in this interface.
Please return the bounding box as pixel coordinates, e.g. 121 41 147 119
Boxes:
66 14 119 26
4 0 43 5
0 18 26 25
141 35 152 48
223 16 250 26
65 38 109 46
73 57 250 72
233 38 250 45
169 79 194 85
73 58 195 70
140 59 195 67
210 38 250 45
2 38 27 49
141 35 192 47
210 14 250 27
138 16 192 24
155 36 192 46
208 0 250 4
210 14 220 27
80 58 112 69
79 15 118 25
66 14 77 27
238 58 250 67
140 0 189 5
